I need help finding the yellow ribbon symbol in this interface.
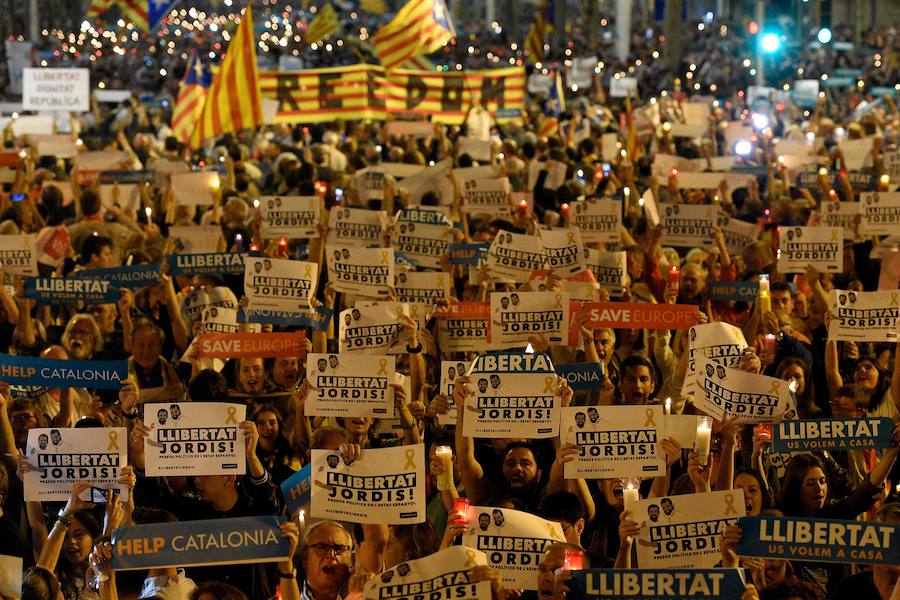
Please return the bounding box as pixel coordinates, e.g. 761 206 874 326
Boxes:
723 493 738 515
554 294 563 309
644 409 656 428
542 376 556 394
890 292 898 307
403 448 416 470
566 232 576 245
380 251 389 265
303 264 312 279
831 229 839 242
768 381 781 395
225 406 238 424
409 305 419 320
547 522 562 540
464 549 477 567
107 430 119 451
377 358 388 375
706 207 714 219
396 307 405 319
437 274 445 288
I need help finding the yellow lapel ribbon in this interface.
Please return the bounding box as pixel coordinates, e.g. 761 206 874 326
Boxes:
554 294 563 309
380 251 389 265
547 522 562 540
890 292 898 307
566 232 576 245
303 264 312 279
831 229 839 242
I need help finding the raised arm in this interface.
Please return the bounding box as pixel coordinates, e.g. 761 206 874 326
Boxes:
453 377 487 504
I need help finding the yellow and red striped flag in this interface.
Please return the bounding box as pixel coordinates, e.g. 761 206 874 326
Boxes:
360 0 388 13
190 5 264 148
306 3 340 46
525 0 553 63
374 0 454 71
86 0 113 19
171 52 211 144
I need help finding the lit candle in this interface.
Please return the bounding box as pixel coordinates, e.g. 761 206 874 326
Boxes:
278 236 288 257
668 264 680 286
671 167 679 178
621 477 641 506
253 198 260 216
452 497 470 525
765 333 776 356
563 548 584 571
335 187 344 203
298 509 306 531
758 274 771 313
623 187 631 204
435 445 453 491
211 176 220 191
249 242 260 253
818 167 828 177
695 416 713 466
234 233 243 252
517 199 528 214
880 174 890 187
664 397 671 416
144 206 152 221
560 203 570 221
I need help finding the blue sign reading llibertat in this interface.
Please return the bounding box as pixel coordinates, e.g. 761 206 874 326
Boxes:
770 417 895 452
166 252 247 276
25 277 122 304
567 568 746 599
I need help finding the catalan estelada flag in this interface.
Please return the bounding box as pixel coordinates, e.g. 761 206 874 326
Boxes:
306 3 340 45
360 0 388 13
171 52 211 144
374 0 454 70
525 0 553 63
85 0 177 31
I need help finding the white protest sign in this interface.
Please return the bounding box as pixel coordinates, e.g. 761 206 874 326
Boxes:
543 161 567 191
458 137 493 162
398 158 455 205
561 406 666 479
25 427 128 501
435 302 491 353
625 489 744 568
527 72 553 94
394 271 451 304
437 360 471 426
462 352 560 438
353 167 390 204
391 221 451 269
10 115 53 136
170 171 219 206
362 546 491 600
792 79 820 107
179 286 238 330
327 206 387 247
828 289 900 343
93 89 133 103
339 302 414 354
600 132 619 162
860 192 900 236
838 136 874 171
822 201 861 239
609 77 637 98
201 306 259 334
74 150 128 172
694 356 791 423
99 184 140 213
490 291 569 350
259 195 321 239
661 203 717 249
462 506 565 590
384 120 434 138
244 256 318 312
538 227 586 276
676 172 725 189
326 245 394 298
584 249 627 298
885 151 900 181
0 555 22 600
34 134 79 158
572 199 621 244
669 123 707 138
777 226 842 273
641 189 660 226
0 234 38 275
306 353 395 418
169 225 221 253
716 215 760 255
143 402 246 477
487 230 545 283
310 444 425 524
683 322 748 396
462 177 510 214
22 68 89 112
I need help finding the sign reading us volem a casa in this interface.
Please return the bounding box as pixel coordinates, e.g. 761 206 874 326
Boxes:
567 302 699 345
196 332 308 359
112 515 291 570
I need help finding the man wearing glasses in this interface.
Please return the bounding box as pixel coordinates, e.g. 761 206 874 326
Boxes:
299 521 354 600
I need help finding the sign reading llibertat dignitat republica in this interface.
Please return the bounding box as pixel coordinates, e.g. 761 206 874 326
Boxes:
310 444 425 525
25 427 128 501
143 402 246 477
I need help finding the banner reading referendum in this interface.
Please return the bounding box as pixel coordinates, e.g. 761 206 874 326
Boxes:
112 515 291 570
362 546 491 600
567 569 747 600
259 65 524 125
0 355 127 389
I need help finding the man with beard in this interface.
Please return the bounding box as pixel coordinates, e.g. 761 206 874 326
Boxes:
677 262 708 306
61 314 104 362
617 354 655 406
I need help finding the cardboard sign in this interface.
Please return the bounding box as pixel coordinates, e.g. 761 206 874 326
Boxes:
736 515 900 566
112 516 291 570
74 263 162 290
449 243 490 266
537 228 587 277
461 177 511 214
822 201 861 239
167 253 245 277
22 68 89 112
435 301 491 353
24 427 127 501
462 506 565 590
716 215 759 255
391 221 451 269
572 199 621 245
860 191 900 236
394 271 451 303
771 417 895 452
201 306 259 335
197 332 307 359
828 289 899 342
487 230 545 283
573 302 698 345
0 234 37 275
490 291 570 350
458 136 493 162
326 245 394 298
561 406 667 479
169 226 222 254
694 355 791 423
0 355 127 389
625 490 745 568
437 360 471 426
363 546 491 600
568 569 746 600
610 77 638 98
170 171 219 206
244 256 318 311
584 250 627 297
99 184 140 213
339 302 413 355
310 444 425 524
143 402 247 477
777 226 842 273
462 352 560 439
682 322 747 396
660 204 717 249
259 195 321 239
306 353 395 418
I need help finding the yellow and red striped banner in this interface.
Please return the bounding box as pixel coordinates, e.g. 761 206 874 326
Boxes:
259 64 524 125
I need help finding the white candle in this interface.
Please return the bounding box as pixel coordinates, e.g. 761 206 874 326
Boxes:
758 274 770 295
435 445 453 491
144 206 152 220
621 477 640 506
695 416 713 466
664 398 671 416
298 509 306 531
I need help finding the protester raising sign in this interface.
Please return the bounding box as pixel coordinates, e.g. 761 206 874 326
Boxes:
390 219 452 269
682 322 748 396
660 204 716 249
143 402 247 477
717 215 760 256
310 444 425 524
827 289 899 342
167 253 246 276
490 291 570 349
327 207 386 247
112 515 291 570
461 177 511 214
567 568 748 600
394 271 451 303
572 199 621 244
326 245 394 298
462 351 560 439
73 263 162 290
437 360 472 426
823 200 861 239
338 303 412 354
694 355 791 423
561 406 667 479
461 506 565 590
25 427 128 502
0 355 128 389
305 353 395 418
0 234 38 275
777 226 842 273
584 249 627 298
435 301 491 353
538 227 587 276
196 332 307 359
362 546 491 600
860 191 900 236
770 417 895 452
258 195 321 239
25 276 122 304
487 230 546 283
736 515 900 566
625 489 745 568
